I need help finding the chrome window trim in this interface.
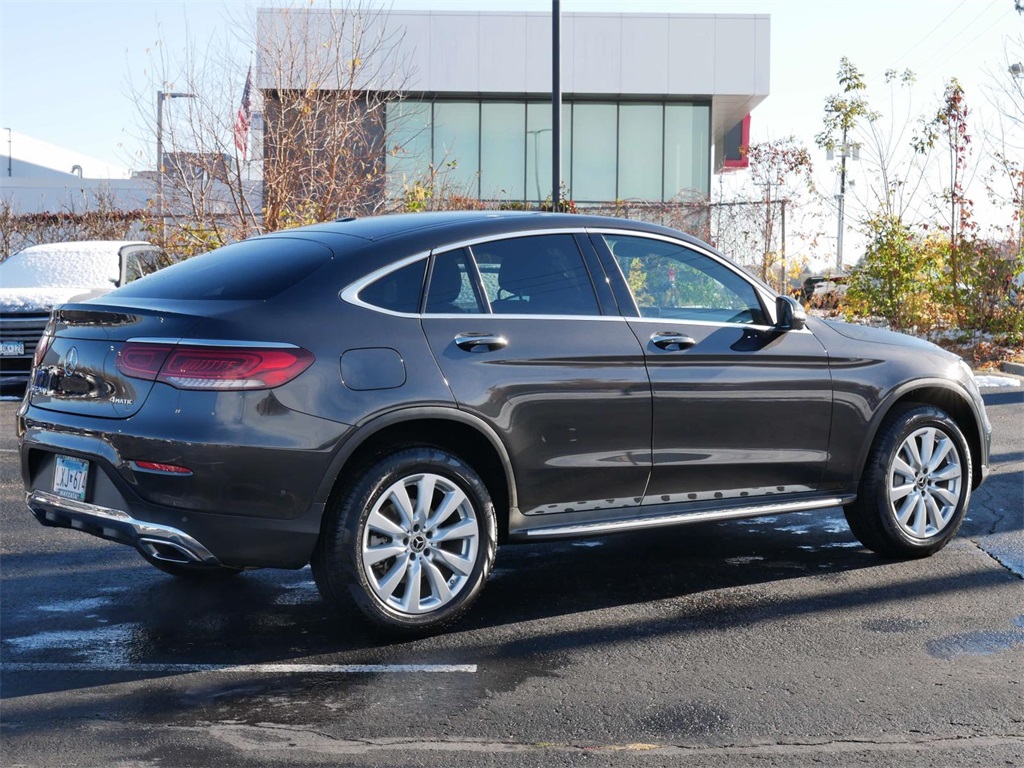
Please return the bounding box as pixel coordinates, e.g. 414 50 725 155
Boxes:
339 250 431 318
338 227 793 331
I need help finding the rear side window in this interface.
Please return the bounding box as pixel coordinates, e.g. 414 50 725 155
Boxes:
471 235 600 316
425 249 484 314
112 238 333 301
359 259 426 314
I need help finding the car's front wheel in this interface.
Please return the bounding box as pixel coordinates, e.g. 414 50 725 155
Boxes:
313 446 497 634
845 404 971 558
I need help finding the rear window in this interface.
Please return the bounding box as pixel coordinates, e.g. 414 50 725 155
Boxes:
110 238 333 301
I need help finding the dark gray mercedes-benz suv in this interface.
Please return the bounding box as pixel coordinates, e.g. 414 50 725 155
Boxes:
18 212 991 632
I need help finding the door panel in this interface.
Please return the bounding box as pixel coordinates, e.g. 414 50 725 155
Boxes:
593 232 833 504
629 319 832 502
422 316 651 515
420 234 651 515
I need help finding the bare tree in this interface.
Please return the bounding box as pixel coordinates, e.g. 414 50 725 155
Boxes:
126 1 411 255
708 137 819 290
982 34 1024 249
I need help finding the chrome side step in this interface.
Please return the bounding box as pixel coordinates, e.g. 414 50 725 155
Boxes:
520 496 852 539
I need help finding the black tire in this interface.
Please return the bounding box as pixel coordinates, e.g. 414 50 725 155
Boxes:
139 550 244 579
312 446 497 635
844 403 972 558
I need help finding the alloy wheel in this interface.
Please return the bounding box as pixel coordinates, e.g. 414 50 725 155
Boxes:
887 426 964 539
360 472 480 615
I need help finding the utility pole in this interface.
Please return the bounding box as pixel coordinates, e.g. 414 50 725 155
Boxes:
156 90 196 242
836 123 847 273
551 0 561 212
780 199 787 294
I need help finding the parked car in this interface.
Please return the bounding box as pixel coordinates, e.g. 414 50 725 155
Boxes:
810 274 849 309
801 275 825 302
17 213 990 633
1 241 166 388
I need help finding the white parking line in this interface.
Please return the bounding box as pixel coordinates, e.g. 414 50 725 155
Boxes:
0 448 18 453
1 662 477 673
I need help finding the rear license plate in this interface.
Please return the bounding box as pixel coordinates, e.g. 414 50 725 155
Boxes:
1 341 24 356
54 455 89 501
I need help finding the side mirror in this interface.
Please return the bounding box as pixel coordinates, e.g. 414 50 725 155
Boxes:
775 295 807 332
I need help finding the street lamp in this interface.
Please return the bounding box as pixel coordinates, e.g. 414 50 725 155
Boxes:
156 90 196 240
826 132 859 272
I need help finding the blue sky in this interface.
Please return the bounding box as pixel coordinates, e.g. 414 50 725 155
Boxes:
0 0 1021 246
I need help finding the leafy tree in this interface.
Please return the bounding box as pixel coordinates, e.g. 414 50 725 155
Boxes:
844 215 946 331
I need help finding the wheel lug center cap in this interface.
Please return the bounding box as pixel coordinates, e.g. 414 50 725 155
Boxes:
409 534 427 553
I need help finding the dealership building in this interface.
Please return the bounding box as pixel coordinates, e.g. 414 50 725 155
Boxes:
257 8 769 206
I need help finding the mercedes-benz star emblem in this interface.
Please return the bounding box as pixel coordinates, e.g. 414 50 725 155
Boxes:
62 347 79 376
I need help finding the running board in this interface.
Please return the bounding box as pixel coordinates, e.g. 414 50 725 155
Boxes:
520 496 852 540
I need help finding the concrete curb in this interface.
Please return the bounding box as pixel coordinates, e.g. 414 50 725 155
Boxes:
1001 361 1024 377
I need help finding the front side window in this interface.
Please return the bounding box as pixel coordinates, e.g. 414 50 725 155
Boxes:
471 235 600 316
605 235 767 325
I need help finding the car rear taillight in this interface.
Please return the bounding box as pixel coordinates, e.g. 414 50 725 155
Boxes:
116 343 314 391
33 318 56 368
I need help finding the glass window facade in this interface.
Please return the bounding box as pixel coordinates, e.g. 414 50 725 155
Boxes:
387 99 710 204
432 101 480 195
480 103 526 200
618 104 663 201
571 103 617 202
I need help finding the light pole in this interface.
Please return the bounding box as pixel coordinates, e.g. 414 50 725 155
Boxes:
1011 63 1024 250
551 0 561 211
828 127 858 272
156 90 196 241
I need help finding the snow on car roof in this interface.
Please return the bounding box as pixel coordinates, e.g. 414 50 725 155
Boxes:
0 241 147 290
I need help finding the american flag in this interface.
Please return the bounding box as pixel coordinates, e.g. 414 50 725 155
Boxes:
234 66 253 159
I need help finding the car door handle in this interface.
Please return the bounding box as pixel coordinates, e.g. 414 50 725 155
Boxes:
650 332 696 351
455 333 508 352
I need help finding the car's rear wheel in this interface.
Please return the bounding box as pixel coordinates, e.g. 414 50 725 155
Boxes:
139 550 244 579
845 404 971 558
312 446 497 634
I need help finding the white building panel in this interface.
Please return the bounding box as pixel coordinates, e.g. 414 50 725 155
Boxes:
667 15 717 96
478 14 529 93
258 10 769 103
570 15 622 94
428 14 481 92
714 16 759 95
620 16 670 95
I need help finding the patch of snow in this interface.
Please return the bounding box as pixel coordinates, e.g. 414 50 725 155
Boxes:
0 241 147 312
3 625 135 665
0 241 134 288
725 556 765 565
38 597 111 613
973 374 1021 388
0 286 93 312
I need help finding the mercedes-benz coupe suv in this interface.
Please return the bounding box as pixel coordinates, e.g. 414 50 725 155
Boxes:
18 212 990 633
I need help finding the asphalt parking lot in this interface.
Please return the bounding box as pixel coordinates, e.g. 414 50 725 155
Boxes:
1 387 1022 767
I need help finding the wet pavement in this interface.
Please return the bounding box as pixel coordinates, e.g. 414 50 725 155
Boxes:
1 388 1022 767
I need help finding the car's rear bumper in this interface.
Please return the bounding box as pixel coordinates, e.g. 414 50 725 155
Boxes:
25 488 323 569
18 399 349 568
27 489 224 566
